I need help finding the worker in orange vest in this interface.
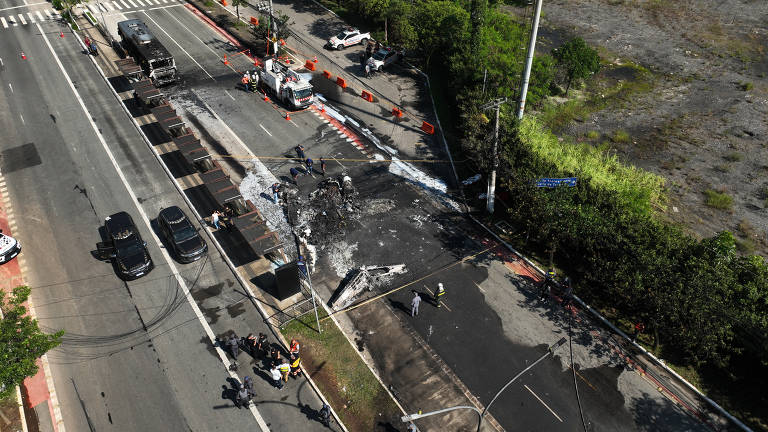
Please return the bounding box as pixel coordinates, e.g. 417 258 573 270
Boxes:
241 73 251 92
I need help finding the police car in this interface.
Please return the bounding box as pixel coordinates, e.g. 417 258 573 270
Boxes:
0 229 21 265
366 47 404 72
327 28 370 50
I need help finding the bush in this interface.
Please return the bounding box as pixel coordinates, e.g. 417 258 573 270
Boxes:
741 82 753 91
586 130 600 140
704 189 733 210
611 129 630 143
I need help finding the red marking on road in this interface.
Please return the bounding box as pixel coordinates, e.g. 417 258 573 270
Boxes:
310 105 368 152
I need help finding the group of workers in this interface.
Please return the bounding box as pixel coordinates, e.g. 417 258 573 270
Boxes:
241 70 259 92
83 36 98 56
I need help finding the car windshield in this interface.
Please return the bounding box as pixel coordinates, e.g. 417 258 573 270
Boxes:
172 226 197 243
118 241 144 257
151 58 173 69
294 88 312 100
373 51 387 61
335 32 347 39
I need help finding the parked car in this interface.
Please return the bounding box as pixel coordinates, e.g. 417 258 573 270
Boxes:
367 47 404 72
98 212 153 280
327 28 370 50
0 229 21 265
157 206 207 263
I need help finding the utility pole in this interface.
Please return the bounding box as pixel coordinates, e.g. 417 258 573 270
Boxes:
480 97 507 214
516 0 543 120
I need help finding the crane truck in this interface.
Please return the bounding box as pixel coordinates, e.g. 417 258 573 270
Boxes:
256 58 314 110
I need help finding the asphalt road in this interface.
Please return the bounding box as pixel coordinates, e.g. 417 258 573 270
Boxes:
0 12 338 432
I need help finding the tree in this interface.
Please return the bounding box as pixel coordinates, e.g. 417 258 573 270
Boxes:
384 0 416 47
0 286 62 399
359 0 390 20
231 0 245 25
552 37 600 95
412 0 470 69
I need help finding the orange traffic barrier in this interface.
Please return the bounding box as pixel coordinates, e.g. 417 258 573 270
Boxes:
361 90 373 102
421 121 435 134
279 39 285 46
250 16 259 25
323 70 332 79
336 77 347 89
221 0 227 5
392 107 403 118
305 60 316 71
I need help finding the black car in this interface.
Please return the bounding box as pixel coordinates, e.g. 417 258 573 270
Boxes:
98 212 153 279
158 206 207 263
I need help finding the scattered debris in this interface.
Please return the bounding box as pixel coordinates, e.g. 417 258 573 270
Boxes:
462 174 482 185
329 264 408 310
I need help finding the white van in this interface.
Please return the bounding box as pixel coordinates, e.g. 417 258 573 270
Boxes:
0 229 21 264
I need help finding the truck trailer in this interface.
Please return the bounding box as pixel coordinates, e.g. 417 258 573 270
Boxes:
117 19 178 86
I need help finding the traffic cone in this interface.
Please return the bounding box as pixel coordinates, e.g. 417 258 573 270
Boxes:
285 112 291 121
21 52 26 60
320 103 325 113
263 93 269 102
60 31 64 38
223 55 229 65
313 56 317 63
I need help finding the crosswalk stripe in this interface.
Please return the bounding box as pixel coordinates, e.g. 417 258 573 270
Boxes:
152 0 161 5
52 10 61 17
162 0 169 3
86 4 97 14
112 1 122 9
8 16 16 26
120 0 130 7
44 9 53 19
17 14 26 25
26 12 34 22
0 17 6 28
36 10 44 21
99 3 109 11
103 1 114 10
127 0 138 7
135 0 145 6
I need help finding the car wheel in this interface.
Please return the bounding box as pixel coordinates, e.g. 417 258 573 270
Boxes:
337 44 344 50
377 66 383 72
361 38 368 46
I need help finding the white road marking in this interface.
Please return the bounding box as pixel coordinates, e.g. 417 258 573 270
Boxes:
289 119 299 128
44 9 52 19
524 384 563 422
8 83 12 93
152 0 161 5
259 124 272 137
112 1 122 9
163 8 228 61
8 16 16 26
0 17 6 28
18 14 27 25
0 2 45 12
36 10 44 20
135 0 146 6
142 12 215 80
19 114 24 125
103 1 115 11
40 24 268 432
473 281 485 293
223 89 235 101
120 0 130 7
26 12 34 22
162 0 168 3
127 0 138 7
86 3 97 14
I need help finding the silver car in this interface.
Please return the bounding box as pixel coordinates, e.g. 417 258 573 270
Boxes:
367 48 403 72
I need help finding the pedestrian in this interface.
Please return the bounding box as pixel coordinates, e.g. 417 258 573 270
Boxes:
365 42 373 59
235 385 250 408
211 210 221 230
243 375 255 397
257 332 269 358
271 182 280 204
241 73 250 92
561 277 573 309
90 40 98 55
278 359 291 382
270 346 282 367
632 322 645 342
226 333 240 360
244 333 258 356
84 36 91 49
319 403 331 427
374 41 381 52
407 423 417 432
295 144 306 160
359 52 366 67
411 290 421 317
289 339 300 357
540 268 556 302
364 62 371 78
305 158 314 175
297 256 308 279
289 354 302 377
320 158 326 176
290 167 300 184
270 364 284 389
434 283 445 308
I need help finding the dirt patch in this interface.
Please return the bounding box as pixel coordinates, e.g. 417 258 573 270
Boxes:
516 0 768 255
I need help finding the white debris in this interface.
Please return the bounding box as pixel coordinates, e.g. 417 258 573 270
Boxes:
239 169 297 257
462 174 482 185
389 157 447 193
327 240 359 278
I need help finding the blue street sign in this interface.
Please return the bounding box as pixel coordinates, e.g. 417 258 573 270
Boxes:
535 177 578 188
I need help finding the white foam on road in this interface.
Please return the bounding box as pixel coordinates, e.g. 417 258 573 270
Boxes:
380 155 461 211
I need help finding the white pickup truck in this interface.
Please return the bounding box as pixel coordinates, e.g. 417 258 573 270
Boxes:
327 28 370 50
0 229 21 265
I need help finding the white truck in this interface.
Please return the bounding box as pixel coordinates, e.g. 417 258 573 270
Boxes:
257 58 314 110
327 28 370 50
0 229 21 265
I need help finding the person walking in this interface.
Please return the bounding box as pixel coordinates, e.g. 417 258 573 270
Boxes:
257 333 269 358
289 339 300 358
290 167 300 184
320 158 327 176
84 36 91 50
289 354 302 377
410 290 421 317
295 144 306 160
226 333 240 360
434 283 445 308
305 158 314 176
561 276 573 309
278 359 291 382
235 384 250 408
211 210 221 230
319 403 331 427
243 375 255 397
540 268 556 302
271 182 280 204
270 364 284 389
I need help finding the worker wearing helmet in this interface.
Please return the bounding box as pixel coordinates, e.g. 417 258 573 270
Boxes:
434 283 445 308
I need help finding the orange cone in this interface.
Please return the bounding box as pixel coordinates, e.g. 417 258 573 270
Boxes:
320 104 325 113
313 56 317 63
263 93 269 102
60 31 64 38
285 112 291 121
223 55 229 65
21 52 26 60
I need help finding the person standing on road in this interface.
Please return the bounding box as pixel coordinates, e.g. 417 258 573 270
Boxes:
270 346 282 368
434 283 445 308
243 375 255 398
235 385 250 408
305 158 315 175
270 364 284 389
241 73 251 92
278 359 291 382
271 182 280 204
289 339 300 357
411 290 421 317
289 354 302 377
226 333 240 361
319 403 331 427
319 158 327 176
540 268 556 302
257 333 269 358
244 333 258 356
290 167 300 184
561 277 573 309
211 210 221 230
295 144 306 160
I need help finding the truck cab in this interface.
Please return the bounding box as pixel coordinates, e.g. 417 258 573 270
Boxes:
118 19 178 86
259 58 313 110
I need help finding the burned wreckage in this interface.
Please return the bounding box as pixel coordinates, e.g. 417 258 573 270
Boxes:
118 19 178 86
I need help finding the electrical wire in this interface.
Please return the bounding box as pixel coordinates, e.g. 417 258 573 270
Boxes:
568 309 589 432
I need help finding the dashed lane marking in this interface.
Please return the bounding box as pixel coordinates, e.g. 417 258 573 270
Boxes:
259 124 272 137
524 384 563 422
223 89 235 100
112 1 122 9
142 11 215 80
472 281 486 293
